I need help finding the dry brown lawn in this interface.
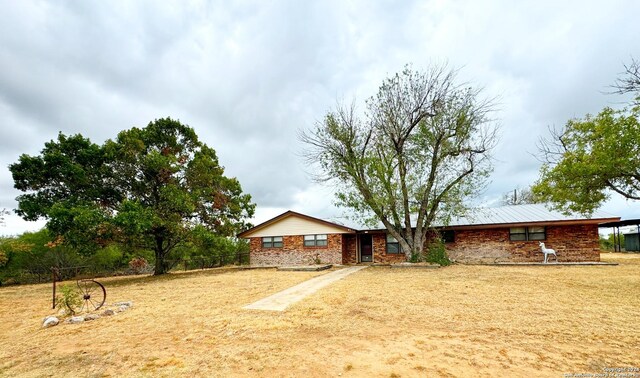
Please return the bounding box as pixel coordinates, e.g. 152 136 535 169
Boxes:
1 254 639 377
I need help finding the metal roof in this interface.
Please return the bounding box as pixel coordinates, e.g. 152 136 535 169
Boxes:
448 203 619 227
342 203 620 230
242 204 620 237
598 218 640 228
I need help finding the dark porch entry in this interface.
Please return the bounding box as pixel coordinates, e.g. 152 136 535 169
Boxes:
360 234 373 262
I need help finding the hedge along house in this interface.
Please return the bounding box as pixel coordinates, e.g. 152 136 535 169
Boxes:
237 204 620 266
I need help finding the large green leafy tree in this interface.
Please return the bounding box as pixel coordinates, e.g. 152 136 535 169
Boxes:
533 60 640 215
533 107 640 214
10 118 255 274
11 133 119 254
301 65 497 260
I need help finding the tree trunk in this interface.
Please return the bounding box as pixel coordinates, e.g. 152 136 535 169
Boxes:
398 238 413 261
410 244 423 262
398 230 428 261
154 250 167 275
153 236 167 275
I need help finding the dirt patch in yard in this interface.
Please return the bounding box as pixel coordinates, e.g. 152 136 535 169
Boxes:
0 254 638 377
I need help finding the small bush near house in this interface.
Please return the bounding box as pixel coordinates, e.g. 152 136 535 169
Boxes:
409 238 452 265
425 239 452 266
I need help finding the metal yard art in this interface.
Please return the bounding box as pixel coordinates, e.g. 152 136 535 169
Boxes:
51 266 106 312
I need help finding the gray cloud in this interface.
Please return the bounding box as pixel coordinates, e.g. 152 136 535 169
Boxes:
1 0 639 234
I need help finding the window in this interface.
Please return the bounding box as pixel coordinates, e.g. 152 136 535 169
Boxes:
304 234 327 247
527 226 546 240
442 230 455 243
509 227 546 241
262 236 283 248
386 234 401 254
509 227 527 241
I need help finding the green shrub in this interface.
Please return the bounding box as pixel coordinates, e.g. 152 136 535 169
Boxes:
425 239 452 266
56 284 82 315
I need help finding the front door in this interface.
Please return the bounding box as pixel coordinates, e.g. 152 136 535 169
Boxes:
360 234 373 262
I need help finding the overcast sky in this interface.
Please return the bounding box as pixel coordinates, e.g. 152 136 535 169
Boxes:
1 0 639 236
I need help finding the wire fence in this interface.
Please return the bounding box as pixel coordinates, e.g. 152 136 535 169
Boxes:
1 251 251 287
170 252 250 271
49 252 251 309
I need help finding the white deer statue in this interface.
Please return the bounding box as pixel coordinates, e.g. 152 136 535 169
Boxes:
539 242 557 263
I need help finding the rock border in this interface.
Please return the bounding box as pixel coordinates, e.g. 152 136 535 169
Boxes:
42 300 133 328
277 264 332 272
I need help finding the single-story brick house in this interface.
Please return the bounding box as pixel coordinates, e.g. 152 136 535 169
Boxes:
237 204 619 265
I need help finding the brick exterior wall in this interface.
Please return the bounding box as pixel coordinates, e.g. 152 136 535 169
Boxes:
249 234 344 266
343 235 358 264
248 224 600 265
445 224 600 263
372 233 407 263
340 233 408 264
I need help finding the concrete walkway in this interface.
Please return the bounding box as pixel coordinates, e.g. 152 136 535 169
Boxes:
243 266 367 311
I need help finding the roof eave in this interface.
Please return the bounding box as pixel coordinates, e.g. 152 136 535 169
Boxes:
237 210 357 238
445 217 621 230
354 217 621 233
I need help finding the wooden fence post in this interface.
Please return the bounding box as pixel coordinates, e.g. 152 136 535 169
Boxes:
51 267 56 310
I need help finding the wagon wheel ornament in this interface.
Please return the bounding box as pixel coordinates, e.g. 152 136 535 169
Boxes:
75 279 107 313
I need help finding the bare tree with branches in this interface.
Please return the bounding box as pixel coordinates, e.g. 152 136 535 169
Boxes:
612 57 640 103
0 208 9 227
501 187 540 206
300 65 498 260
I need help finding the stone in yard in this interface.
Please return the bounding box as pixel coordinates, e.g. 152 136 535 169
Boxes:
118 305 129 312
66 316 85 324
113 301 133 308
101 309 115 316
83 314 100 321
42 316 59 328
